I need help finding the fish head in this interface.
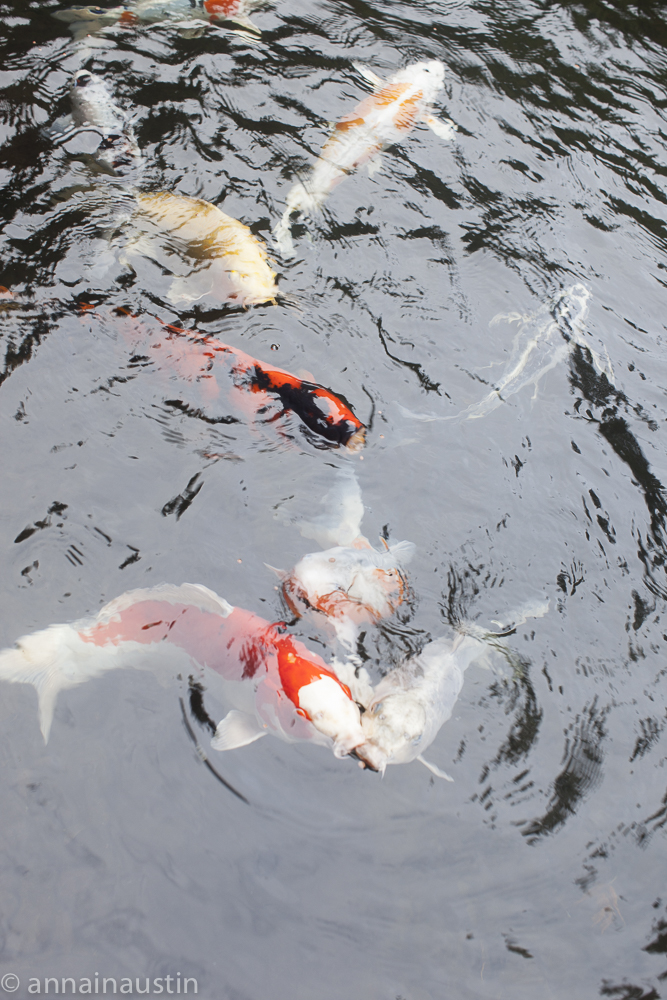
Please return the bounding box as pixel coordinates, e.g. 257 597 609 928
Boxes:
393 59 445 98
297 675 366 757
53 4 123 23
356 691 427 770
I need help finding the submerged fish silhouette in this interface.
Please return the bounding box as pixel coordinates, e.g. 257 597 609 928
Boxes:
0 583 368 761
274 60 456 255
52 0 261 41
46 69 141 176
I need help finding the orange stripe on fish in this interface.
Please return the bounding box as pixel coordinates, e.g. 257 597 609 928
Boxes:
276 638 352 717
203 0 241 15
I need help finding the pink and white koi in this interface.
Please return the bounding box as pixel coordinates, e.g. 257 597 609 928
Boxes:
0 583 368 762
274 60 456 255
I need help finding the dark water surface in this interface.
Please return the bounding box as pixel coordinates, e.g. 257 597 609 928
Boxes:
1 0 667 997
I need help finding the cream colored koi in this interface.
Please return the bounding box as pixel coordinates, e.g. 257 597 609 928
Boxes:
129 191 278 307
274 60 456 255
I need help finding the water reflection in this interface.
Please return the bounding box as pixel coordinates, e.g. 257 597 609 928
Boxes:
1 0 667 995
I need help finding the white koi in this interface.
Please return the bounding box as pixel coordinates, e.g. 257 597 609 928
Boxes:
274 60 456 256
282 537 414 650
47 69 142 176
354 601 550 776
399 284 614 424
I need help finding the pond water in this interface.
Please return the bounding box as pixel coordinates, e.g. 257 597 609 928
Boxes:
1 0 667 997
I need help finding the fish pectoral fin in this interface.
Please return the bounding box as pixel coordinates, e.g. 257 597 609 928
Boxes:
365 153 384 178
264 563 286 580
351 62 385 89
422 114 458 141
211 710 267 751
417 754 454 781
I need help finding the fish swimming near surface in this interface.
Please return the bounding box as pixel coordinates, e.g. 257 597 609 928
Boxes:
126 191 278 307
399 284 614 425
353 602 550 776
273 60 457 256
0 583 369 763
52 0 261 41
281 536 414 648
112 309 367 450
47 69 142 176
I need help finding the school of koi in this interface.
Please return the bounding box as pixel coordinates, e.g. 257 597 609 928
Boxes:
0 0 560 790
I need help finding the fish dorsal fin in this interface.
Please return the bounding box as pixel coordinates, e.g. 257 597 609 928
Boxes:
417 754 454 781
211 710 266 751
352 62 385 90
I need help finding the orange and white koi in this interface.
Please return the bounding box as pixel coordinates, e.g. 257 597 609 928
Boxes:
274 60 456 255
127 191 278 308
113 309 366 450
0 583 368 762
281 536 414 647
53 0 261 41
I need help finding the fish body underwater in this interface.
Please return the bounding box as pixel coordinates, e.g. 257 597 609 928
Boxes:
49 69 141 175
114 310 366 450
129 191 278 307
0 584 367 761
52 0 261 40
353 633 492 775
274 60 456 255
282 537 414 646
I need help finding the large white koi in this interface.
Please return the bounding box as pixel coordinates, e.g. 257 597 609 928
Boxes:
274 60 456 256
353 602 550 776
0 584 368 762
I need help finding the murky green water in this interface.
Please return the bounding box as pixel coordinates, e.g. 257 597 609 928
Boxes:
1 0 667 997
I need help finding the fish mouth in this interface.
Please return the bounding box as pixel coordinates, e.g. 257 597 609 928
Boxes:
348 743 386 774
345 428 366 453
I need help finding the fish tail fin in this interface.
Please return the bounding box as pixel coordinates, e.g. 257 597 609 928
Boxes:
228 13 261 34
0 624 103 742
273 209 296 258
417 755 454 781
351 62 385 89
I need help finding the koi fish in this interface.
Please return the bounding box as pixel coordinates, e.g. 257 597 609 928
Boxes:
274 60 457 256
47 70 141 176
114 310 366 450
281 536 414 648
354 602 550 776
0 583 368 762
399 285 613 424
52 0 261 41
126 191 278 308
